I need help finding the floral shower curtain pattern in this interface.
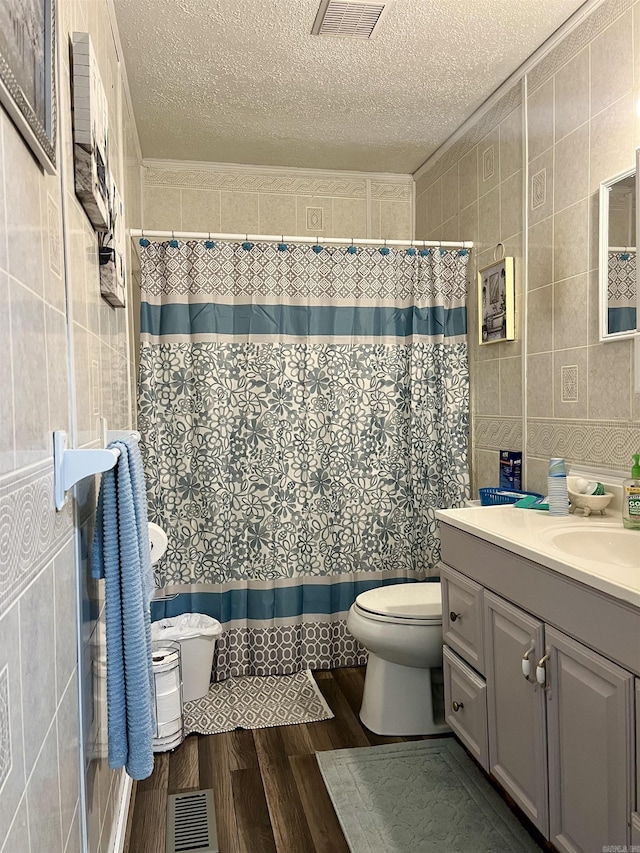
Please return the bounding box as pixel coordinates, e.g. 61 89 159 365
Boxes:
139 240 469 679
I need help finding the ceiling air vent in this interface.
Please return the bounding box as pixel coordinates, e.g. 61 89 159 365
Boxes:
311 0 391 39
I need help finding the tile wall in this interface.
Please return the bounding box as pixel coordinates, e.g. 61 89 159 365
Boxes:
415 0 640 495
141 162 413 240
0 2 141 852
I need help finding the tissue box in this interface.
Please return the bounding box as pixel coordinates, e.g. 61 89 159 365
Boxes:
499 450 522 491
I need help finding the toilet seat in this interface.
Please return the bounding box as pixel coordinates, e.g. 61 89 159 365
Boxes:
354 582 442 626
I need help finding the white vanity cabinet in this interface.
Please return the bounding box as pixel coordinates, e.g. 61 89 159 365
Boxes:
439 522 638 853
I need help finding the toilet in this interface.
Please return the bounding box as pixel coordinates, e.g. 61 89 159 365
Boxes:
346 581 448 736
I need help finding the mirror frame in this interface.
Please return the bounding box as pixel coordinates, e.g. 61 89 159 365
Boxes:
599 164 638 342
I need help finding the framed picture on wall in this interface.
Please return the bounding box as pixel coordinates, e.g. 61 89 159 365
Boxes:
478 257 515 345
0 0 56 174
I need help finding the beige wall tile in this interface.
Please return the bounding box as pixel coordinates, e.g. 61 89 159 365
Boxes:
554 123 589 212
414 191 427 239
440 215 459 242
529 148 554 226
180 189 221 234
589 93 635 193
296 196 333 238
143 186 182 230
415 173 429 198
554 273 588 351
45 305 70 434
370 199 382 239
3 115 44 294
10 280 49 467
553 347 588 419
220 191 259 234
553 199 589 282
528 79 554 162
501 171 522 240
527 285 553 354
528 217 553 290
590 12 633 117
587 190 600 274
425 179 442 233
474 358 500 416
459 202 479 244
477 126 501 197
499 356 523 417
258 193 297 236
587 339 633 419
380 201 412 239
555 48 590 142
475 448 500 493
442 165 459 223
478 186 500 250
73 323 91 444
500 104 523 181
588 268 601 345
331 197 367 238
525 456 550 495
0 272 13 473
526 352 553 417
459 146 478 209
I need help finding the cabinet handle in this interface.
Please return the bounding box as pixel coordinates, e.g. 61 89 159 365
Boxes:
449 611 461 622
452 700 464 712
522 645 535 680
536 654 550 686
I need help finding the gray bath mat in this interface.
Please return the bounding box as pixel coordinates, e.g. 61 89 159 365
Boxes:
183 669 333 734
316 739 543 853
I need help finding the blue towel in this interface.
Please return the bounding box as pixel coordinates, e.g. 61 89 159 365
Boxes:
91 437 155 780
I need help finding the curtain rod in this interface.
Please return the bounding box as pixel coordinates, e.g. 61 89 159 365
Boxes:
129 229 473 250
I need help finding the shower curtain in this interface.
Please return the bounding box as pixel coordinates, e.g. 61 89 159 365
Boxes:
139 240 469 680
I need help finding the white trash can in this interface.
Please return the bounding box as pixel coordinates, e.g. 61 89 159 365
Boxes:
151 614 222 702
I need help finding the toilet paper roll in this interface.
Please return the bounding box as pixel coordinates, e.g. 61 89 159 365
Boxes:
148 522 168 564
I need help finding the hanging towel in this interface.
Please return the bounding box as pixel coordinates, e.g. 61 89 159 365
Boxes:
91 437 155 780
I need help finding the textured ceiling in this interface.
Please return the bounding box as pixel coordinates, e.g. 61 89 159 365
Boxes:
113 0 591 174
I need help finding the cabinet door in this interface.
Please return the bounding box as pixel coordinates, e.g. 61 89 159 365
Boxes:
546 626 633 853
441 563 484 673
484 591 548 836
443 645 488 770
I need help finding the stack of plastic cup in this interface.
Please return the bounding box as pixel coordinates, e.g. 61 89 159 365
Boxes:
548 458 569 517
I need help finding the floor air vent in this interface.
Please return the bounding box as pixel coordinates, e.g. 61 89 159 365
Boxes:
166 790 218 853
311 0 391 39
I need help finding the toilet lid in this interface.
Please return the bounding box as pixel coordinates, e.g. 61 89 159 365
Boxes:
355 582 442 621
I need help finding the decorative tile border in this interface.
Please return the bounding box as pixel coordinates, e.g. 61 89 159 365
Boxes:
473 416 523 450
0 461 73 618
145 166 369 197
144 164 413 202
369 181 413 202
527 418 640 469
528 0 633 93
0 665 10 792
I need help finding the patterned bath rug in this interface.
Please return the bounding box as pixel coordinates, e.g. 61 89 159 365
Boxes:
183 669 334 735
316 739 544 853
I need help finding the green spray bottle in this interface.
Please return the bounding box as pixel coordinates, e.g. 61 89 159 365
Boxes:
622 454 640 530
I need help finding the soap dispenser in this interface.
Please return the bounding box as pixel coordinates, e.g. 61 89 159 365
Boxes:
622 454 640 530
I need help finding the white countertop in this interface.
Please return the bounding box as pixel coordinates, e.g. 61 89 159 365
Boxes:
435 505 640 608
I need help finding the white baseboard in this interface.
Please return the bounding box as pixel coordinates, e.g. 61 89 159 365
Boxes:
109 770 134 853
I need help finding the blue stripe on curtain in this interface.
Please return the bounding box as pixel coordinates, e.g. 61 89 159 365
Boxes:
608 306 637 334
141 302 467 339
151 575 437 623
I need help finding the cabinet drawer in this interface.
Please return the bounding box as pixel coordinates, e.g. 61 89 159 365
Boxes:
443 645 488 771
441 563 485 673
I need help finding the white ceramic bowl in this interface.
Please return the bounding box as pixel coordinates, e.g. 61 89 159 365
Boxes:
567 489 613 516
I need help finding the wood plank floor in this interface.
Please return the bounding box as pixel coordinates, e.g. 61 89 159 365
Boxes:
124 666 546 853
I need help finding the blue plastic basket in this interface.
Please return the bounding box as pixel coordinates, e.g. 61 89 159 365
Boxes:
479 487 544 507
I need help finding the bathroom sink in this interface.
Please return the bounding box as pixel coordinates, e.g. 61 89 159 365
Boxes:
541 526 639 568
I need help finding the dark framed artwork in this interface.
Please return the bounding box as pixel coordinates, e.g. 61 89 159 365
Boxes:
0 0 56 173
478 257 516 345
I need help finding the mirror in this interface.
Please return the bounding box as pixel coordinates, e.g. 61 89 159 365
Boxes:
599 166 638 340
